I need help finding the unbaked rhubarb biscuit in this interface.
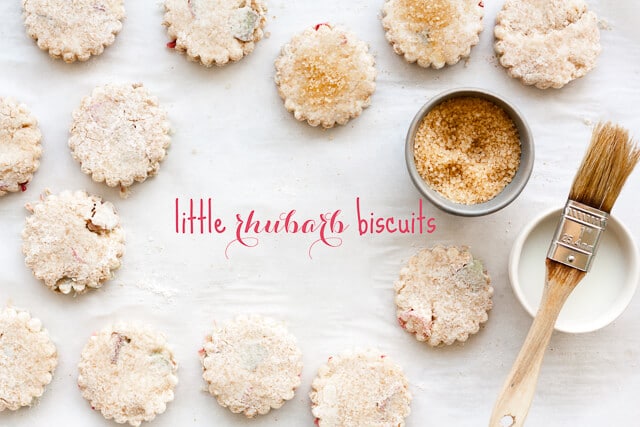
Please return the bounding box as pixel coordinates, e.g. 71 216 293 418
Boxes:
494 0 601 89
395 245 492 346
0 307 57 411
22 190 125 295
69 83 171 192
382 0 484 68
0 97 42 196
163 0 267 67
22 0 125 63
78 323 178 426
310 349 411 427
274 24 377 128
201 315 302 418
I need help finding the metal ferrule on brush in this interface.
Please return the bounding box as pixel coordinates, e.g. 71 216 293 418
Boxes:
547 200 609 272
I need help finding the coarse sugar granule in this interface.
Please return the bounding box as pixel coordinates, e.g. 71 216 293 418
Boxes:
413 96 520 204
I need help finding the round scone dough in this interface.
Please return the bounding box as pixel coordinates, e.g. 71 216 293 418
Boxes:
382 0 484 68
310 349 411 427
275 24 377 128
201 315 302 418
0 97 42 196
22 0 125 63
69 83 171 192
0 307 57 411
494 0 601 89
78 323 178 426
395 245 493 346
163 0 267 67
22 190 125 295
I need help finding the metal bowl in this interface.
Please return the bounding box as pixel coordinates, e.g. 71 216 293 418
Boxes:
405 88 534 217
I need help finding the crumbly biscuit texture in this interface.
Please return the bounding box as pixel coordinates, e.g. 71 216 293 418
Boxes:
382 0 483 68
69 83 171 190
275 24 376 128
0 307 57 411
0 98 42 196
201 315 302 417
310 349 411 427
78 323 178 426
22 0 125 62
163 0 267 66
395 245 493 346
494 0 601 89
22 190 125 295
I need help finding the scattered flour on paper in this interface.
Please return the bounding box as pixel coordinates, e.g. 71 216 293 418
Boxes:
118 274 179 305
598 19 612 30
133 280 178 302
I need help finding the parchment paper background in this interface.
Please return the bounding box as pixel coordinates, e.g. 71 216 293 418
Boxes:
1 1 640 426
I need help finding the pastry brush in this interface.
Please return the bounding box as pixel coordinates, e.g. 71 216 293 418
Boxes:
489 122 640 426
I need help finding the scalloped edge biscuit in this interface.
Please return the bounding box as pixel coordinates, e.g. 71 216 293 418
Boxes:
69 83 171 192
494 0 601 89
310 349 411 427
22 190 125 295
201 315 302 418
0 306 57 412
22 0 125 63
382 0 484 68
0 97 42 196
163 0 267 67
394 245 493 346
275 24 377 128
78 322 178 426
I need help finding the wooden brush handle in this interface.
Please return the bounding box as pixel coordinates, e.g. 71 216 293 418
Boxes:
489 273 577 427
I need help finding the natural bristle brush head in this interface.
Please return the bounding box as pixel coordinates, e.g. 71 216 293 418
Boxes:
569 122 640 213
548 122 640 273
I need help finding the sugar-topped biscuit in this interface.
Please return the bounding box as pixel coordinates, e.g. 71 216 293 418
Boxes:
275 24 376 128
78 322 178 426
163 0 267 66
22 190 125 295
201 315 302 417
395 245 493 346
0 97 42 196
22 0 125 62
382 0 484 68
0 307 57 411
310 349 411 427
494 0 601 89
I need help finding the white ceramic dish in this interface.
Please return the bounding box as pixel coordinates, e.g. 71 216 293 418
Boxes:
509 208 640 333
